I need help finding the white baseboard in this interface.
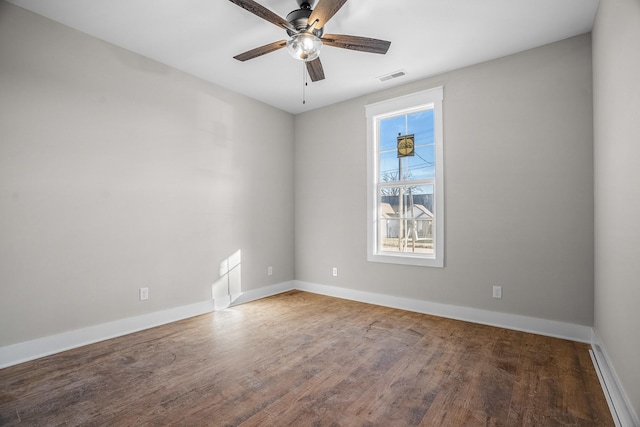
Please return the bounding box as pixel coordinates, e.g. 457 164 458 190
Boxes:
0 300 215 369
3 279 634 425
231 281 296 306
0 281 296 369
3 280 634 425
294 281 640 425
0 279 593 369
294 280 593 343
591 331 640 427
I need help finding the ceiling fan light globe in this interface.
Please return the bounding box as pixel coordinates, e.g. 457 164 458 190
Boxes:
286 33 322 62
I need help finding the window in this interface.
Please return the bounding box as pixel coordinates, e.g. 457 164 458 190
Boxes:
366 87 444 267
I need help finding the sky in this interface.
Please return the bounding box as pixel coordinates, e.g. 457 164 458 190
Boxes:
379 108 435 184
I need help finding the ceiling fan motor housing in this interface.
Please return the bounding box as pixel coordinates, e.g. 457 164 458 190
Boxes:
286 7 324 37
295 0 315 8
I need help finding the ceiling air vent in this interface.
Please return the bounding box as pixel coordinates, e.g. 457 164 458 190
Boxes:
378 70 407 82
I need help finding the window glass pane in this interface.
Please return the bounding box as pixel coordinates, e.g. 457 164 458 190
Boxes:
378 107 435 182
378 184 434 255
366 86 443 267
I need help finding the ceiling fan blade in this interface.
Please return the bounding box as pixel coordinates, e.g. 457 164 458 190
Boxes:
228 0 296 33
321 34 391 54
234 40 287 61
308 0 348 29
306 57 325 82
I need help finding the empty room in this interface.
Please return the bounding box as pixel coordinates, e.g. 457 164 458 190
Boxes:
1 0 638 425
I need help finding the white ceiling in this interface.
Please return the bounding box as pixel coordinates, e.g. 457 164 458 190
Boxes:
7 0 599 114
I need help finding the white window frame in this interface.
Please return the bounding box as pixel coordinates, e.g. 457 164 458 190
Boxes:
366 87 444 267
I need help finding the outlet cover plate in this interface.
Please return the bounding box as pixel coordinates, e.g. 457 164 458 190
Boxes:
492 286 502 299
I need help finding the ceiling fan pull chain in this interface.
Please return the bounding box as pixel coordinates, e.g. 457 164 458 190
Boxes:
302 61 307 104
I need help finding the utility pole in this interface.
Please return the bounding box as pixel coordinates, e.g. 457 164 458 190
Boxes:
396 132 415 252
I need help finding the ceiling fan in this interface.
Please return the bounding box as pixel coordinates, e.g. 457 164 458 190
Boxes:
228 0 391 82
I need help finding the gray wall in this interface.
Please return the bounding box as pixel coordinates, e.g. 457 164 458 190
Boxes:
0 2 295 347
593 0 640 418
295 34 594 326
3 0 637 417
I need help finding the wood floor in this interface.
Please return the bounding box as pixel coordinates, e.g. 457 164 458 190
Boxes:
0 291 613 426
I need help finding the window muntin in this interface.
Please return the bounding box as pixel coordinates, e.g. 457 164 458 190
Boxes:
366 87 444 267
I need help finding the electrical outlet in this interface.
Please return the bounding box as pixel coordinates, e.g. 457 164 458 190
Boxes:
267 266 273 276
332 267 338 277
140 287 149 301
492 286 502 299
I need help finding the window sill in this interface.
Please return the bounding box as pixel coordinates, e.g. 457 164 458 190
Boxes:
368 252 444 268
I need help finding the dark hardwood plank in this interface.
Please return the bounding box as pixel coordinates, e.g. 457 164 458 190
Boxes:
0 290 613 426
